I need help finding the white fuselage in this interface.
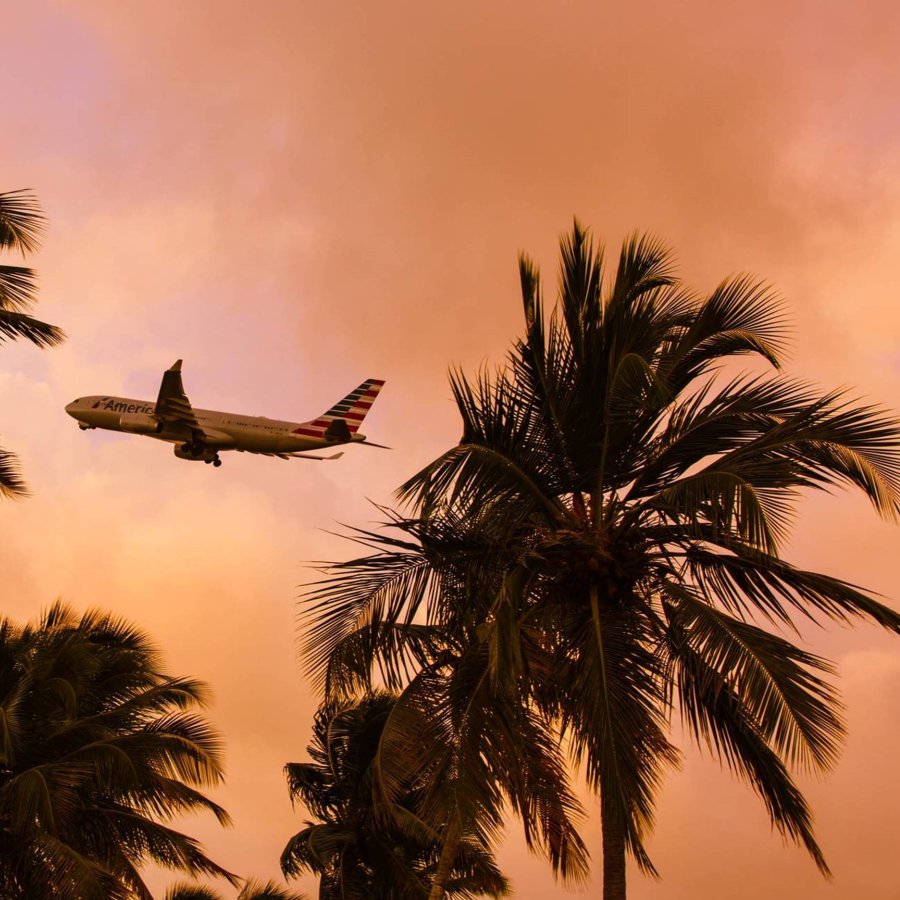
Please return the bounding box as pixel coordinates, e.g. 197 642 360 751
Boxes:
65 395 363 454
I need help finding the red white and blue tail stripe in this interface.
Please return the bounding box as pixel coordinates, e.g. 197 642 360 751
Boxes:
292 379 386 438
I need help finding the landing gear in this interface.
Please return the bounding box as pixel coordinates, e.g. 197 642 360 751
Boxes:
179 442 221 466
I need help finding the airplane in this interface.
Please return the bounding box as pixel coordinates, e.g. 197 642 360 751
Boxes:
65 360 387 467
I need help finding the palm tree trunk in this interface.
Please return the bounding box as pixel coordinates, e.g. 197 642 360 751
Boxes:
427 819 461 900
601 787 627 900
590 584 628 900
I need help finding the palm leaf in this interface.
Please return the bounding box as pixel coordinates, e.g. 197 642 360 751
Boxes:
166 883 222 900
0 308 64 347
0 264 40 310
0 189 44 254
664 619 830 873
660 581 843 771
0 447 28 498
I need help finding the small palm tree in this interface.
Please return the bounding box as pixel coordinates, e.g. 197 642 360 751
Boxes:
281 692 510 899
0 602 236 898
304 223 900 899
0 189 64 497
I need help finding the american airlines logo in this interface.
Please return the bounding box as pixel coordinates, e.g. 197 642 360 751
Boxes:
93 398 155 414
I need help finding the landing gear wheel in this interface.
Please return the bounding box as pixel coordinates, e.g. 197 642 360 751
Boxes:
205 459 212 464
213 458 222 468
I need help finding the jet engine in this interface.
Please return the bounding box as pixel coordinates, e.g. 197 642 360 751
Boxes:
174 444 219 464
119 412 163 434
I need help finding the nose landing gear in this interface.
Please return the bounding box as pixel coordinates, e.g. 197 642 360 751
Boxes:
204 455 223 467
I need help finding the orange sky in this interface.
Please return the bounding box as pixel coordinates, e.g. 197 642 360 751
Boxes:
3 1 900 896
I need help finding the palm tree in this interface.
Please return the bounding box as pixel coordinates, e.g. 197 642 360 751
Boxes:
166 878 308 899
0 189 64 497
281 691 511 899
0 601 236 898
303 223 900 899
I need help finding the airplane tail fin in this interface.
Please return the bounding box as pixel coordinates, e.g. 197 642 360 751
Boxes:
292 379 385 439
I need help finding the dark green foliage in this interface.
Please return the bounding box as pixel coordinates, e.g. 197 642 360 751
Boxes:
281 692 510 899
0 602 235 898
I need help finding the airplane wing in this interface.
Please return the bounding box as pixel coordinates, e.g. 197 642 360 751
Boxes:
155 359 201 429
236 449 344 461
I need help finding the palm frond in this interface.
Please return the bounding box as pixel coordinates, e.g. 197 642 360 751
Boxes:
165 883 222 900
678 538 900 632
0 189 44 254
558 219 603 356
0 446 28 498
664 618 830 873
661 581 844 771
0 308 65 347
0 264 39 310
301 546 436 696
666 275 789 382
608 232 677 311
238 879 309 900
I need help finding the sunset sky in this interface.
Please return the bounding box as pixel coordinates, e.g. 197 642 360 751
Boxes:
3 1 900 896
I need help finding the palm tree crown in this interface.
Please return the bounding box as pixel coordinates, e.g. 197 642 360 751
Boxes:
303 223 900 899
0 602 236 898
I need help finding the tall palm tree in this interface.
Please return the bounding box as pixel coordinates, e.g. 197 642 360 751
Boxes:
281 691 511 899
304 223 900 899
0 602 236 898
0 189 64 497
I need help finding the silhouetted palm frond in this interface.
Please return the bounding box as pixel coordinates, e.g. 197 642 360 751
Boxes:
0 189 62 500
0 308 64 346
0 190 44 254
0 446 28 498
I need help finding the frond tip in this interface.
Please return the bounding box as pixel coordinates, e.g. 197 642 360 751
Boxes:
0 447 29 498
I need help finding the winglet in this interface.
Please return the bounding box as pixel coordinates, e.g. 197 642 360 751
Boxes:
170 359 183 372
